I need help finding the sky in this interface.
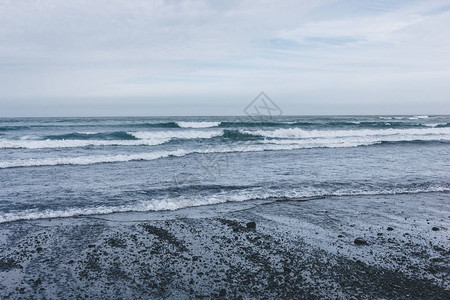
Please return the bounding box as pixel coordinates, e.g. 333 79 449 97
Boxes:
0 0 450 116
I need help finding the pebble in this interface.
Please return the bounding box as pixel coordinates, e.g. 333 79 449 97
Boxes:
246 222 256 229
354 237 369 246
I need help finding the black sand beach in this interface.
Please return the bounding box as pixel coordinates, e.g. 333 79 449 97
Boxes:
2 0 450 298
0 192 449 299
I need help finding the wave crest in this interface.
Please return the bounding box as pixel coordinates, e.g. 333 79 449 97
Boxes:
176 121 221 128
242 127 450 139
44 131 137 140
0 184 447 223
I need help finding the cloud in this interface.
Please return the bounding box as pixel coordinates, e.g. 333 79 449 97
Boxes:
0 0 449 116
278 14 426 45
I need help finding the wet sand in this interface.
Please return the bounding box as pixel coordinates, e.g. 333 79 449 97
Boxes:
0 192 449 299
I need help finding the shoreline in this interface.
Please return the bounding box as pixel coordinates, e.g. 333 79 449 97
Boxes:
1 192 449 299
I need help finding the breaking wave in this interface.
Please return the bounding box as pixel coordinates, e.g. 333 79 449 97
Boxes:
241 127 450 139
0 139 169 149
1 127 449 150
176 121 221 128
44 131 137 140
2 128 450 168
0 130 223 149
0 184 447 223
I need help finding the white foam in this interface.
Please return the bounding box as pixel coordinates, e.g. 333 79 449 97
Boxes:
242 127 450 139
0 185 448 224
2 129 449 169
176 121 221 128
0 144 317 169
0 191 255 223
0 145 265 168
0 149 188 168
423 123 446 128
130 130 222 140
0 139 169 149
261 134 450 147
0 130 222 149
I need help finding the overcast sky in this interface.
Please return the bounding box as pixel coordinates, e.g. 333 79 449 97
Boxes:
1 0 450 116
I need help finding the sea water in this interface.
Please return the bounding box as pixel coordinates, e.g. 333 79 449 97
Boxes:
0 115 449 223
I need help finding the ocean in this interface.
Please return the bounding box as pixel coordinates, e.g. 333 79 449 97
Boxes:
0 115 449 224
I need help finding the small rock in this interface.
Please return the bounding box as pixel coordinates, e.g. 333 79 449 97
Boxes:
219 289 226 297
36 247 43 252
387 227 394 231
432 227 440 231
377 233 383 236
338 234 344 238
246 222 256 229
430 257 443 262
354 237 369 246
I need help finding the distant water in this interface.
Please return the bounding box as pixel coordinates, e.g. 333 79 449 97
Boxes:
0 115 449 223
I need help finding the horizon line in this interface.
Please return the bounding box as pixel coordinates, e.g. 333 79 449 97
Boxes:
1 113 449 118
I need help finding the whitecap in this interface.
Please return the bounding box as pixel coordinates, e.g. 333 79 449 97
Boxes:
242 127 450 139
1 185 448 223
0 139 169 149
176 121 221 128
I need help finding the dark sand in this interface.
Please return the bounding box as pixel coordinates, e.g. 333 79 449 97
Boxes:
0 192 449 299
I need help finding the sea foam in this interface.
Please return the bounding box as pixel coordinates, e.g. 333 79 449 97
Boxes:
1 184 448 223
176 121 221 128
1 130 449 169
